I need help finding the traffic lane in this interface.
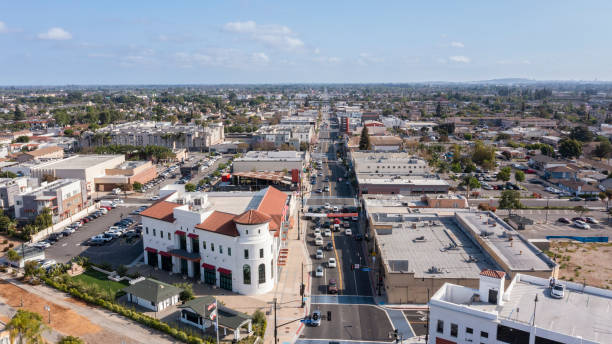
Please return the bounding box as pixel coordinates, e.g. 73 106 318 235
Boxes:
403 310 429 337
43 205 140 264
333 222 372 296
301 304 393 342
305 221 337 295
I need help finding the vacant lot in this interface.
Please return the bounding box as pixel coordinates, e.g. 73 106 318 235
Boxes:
71 268 129 298
548 241 612 289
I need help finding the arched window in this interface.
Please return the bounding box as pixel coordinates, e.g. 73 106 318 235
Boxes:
243 264 251 285
258 263 266 284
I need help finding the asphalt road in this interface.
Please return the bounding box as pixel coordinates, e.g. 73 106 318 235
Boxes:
44 204 143 267
403 310 429 337
300 304 393 342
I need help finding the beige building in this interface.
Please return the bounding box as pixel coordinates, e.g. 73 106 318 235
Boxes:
16 146 64 162
363 198 557 304
95 160 157 191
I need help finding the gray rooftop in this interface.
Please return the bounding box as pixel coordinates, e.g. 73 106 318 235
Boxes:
122 278 182 303
376 214 498 278
455 212 555 272
31 155 123 170
237 150 304 162
179 296 251 330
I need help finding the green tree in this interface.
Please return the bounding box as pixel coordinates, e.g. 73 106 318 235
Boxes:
463 133 472 140
13 107 25 121
23 260 43 278
6 309 48 344
184 183 196 192
58 336 85 344
14 136 30 143
0 171 17 178
499 190 522 214
33 208 52 230
593 140 612 160
359 126 371 150
461 176 481 190
559 138 582 159
435 102 443 117
471 141 496 170
6 249 20 266
497 166 512 181
540 144 554 157
515 170 525 182
175 282 195 302
569 126 593 142
132 181 142 192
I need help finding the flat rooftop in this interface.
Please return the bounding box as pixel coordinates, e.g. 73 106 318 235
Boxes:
206 190 266 215
31 155 123 170
358 175 449 186
456 212 554 272
439 274 612 343
376 214 497 278
237 150 304 162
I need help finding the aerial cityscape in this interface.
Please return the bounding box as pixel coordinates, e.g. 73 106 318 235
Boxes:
2 2 612 344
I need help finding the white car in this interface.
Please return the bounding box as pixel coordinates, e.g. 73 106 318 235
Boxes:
313 228 321 237
91 234 112 242
574 220 590 229
323 229 332 237
585 217 599 224
345 228 353 236
33 241 51 249
315 237 324 246
550 283 565 299
316 249 324 259
62 227 76 235
324 203 331 210
149 196 160 201
333 206 339 212
315 265 324 277
327 258 337 268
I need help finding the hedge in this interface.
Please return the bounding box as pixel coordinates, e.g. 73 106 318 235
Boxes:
42 276 213 344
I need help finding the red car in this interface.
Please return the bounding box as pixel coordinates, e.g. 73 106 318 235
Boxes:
525 169 536 174
81 217 90 223
101 205 112 211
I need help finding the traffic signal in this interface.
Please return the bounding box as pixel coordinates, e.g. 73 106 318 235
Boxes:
394 329 398 340
327 311 332 321
300 283 305 296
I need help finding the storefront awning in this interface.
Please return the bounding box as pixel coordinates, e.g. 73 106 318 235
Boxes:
202 263 215 270
159 251 171 257
218 268 232 275
145 247 158 253
187 233 198 239
174 230 186 236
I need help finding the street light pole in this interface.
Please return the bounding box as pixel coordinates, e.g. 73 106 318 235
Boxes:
44 305 51 324
273 298 277 344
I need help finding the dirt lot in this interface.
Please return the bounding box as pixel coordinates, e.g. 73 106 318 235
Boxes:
548 241 612 289
0 234 24 257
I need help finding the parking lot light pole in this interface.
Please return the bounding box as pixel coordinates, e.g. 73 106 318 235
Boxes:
44 305 51 324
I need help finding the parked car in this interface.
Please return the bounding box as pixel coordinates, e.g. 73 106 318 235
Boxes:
149 195 160 201
573 220 590 229
585 217 599 224
327 258 337 268
569 197 583 201
315 265 324 277
557 217 571 224
345 228 352 236
571 217 586 222
550 283 565 299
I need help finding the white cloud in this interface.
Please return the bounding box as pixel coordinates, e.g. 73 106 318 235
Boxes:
357 52 384 66
223 21 304 50
497 59 531 65
450 41 464 48
314 48 320 54
0 21 8 34
174 48 270 69
313 56 341 64
38 27 72 40
449 55 470 63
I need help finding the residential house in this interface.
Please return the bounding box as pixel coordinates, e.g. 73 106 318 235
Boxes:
529 155 566 171
122 277 182 312
16 146 64 163
544 165 577 180
178 296 252 341
553 180 599 196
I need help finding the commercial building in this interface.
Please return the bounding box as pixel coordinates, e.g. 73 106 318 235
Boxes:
351 152 430 176
280 116 316 126
80 121 225 150
362 198 557 304
26 155 125 194
253 124 314 149
0 177 38 213
16 146 64 163
232 151 306 173
94 160 157 191
140 185 292 295
429 271 612 344
369 136 403 151
357 175 450 195
14 179 87 223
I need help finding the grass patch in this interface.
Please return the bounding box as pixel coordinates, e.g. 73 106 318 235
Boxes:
71 268 128 297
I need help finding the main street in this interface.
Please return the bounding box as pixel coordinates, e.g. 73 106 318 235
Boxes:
300 113 398 342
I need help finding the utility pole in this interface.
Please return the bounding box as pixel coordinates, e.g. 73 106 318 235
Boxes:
274 297 278 344
301 261 305 308
425 288 430 344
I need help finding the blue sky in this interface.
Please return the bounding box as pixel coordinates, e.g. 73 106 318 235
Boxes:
1 1 611 85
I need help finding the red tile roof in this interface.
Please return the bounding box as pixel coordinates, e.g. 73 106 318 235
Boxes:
233 209 272 225
480 269 506 279
139 201 181 223
257 187 288 231
195 211 239 237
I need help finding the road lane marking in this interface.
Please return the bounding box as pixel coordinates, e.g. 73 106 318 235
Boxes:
331 215 344 295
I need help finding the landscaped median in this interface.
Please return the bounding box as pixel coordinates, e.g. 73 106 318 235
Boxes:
41 274 214 344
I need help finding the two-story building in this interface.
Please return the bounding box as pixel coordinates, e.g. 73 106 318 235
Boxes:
140 185 292 295
14 179 87 223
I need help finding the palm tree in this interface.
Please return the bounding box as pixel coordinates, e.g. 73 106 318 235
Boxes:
7 310 49 344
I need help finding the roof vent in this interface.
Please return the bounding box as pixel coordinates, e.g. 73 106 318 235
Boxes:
413 236 426 242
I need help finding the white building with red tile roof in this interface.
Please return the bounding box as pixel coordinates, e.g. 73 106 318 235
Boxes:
141 185 291 295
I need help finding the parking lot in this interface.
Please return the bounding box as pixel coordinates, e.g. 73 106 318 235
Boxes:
43 204 144 267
